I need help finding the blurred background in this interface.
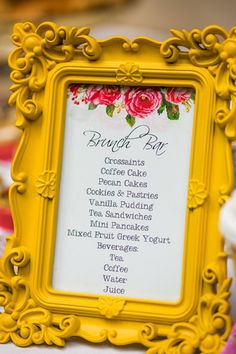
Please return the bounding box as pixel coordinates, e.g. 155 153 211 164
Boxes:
0 0 236 352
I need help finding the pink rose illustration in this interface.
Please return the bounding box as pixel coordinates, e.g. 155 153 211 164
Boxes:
164 88 192 104
85 86 100 104
124 87 162 118
69 84 194 126
69 84 79 97
86 85 121 105
99 86 121 105
69 84 86 105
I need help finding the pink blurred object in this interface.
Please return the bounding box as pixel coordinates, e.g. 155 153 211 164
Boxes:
0 206 13 232
0 134 17 257
221 325 236 353
0 206 13 257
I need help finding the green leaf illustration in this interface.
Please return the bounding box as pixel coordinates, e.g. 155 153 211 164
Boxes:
165 100 173 107
106 104 115 117
126 114 136 127
157 101 166 115
166 104 180 120
88 103 98 110
190 90 195 102
80 84 88 89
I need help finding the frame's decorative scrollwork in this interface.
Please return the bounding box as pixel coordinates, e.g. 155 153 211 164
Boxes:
0 247 80 347
138 253 232 354
160 26 236 140
8 22 102 127
10 172 27 195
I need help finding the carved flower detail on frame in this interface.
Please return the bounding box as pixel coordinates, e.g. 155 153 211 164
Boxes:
35 171 56 199
98 297 125 319
188 180 208 209
116 63 143 83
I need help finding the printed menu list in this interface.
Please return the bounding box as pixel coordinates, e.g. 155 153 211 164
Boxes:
53 84 195 301
67 155 171 296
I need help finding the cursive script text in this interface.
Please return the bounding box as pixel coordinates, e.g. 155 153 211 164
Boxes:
83 125 168 156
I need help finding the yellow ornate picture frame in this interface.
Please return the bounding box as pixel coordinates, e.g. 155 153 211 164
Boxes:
0 22 235 353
